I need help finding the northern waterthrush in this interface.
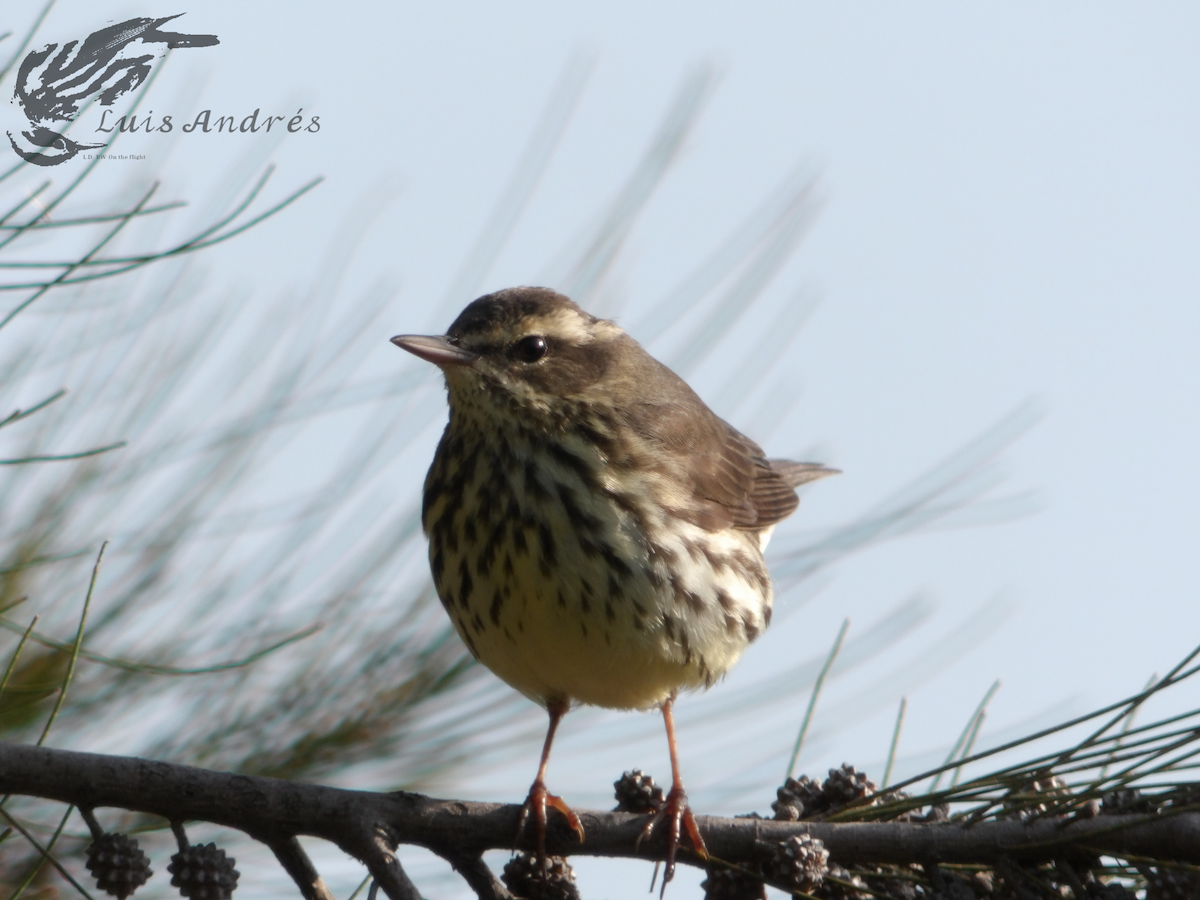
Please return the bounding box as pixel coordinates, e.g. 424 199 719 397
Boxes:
392 287 835 887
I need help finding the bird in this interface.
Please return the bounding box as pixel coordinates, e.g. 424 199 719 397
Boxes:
392 286 835 888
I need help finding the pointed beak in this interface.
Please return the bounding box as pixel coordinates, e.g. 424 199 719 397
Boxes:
391 334 478 367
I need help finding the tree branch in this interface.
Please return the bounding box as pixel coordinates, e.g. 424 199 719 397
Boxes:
444 852 514 900
2 741 1198 898
266 836 337 900
360 829 422 900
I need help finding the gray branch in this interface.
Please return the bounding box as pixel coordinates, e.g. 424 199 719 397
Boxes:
2 741 1198 899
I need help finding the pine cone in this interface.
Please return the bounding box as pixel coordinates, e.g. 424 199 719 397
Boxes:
857 864 923 899
1101 789 1159 816
701 865 766 900
1143 866 1200 900
85 833 152 899
822 765 877 810
869 874 920 900
772 775 826 820
933 874 976 900
167 842 239 900
767 834 828 893
1163 784 1200 811
917 803 950 823
1085 882 1138 900
1001 773 1070 820
501 852 580 900
874 790 918 822
880 882 921 899
817 862 870 899
613 769 665 813
968 871 996 896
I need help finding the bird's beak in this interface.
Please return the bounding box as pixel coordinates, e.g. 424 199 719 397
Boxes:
391 334 478 367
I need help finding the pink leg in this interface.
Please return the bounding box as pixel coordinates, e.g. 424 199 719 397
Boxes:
515 697 585 868
637 697 708 892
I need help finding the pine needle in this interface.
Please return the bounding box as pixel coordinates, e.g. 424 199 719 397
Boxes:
36 542 104 746
787 618 849 779
882 696 907 789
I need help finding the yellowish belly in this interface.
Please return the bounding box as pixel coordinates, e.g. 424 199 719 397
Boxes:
424 430 773 711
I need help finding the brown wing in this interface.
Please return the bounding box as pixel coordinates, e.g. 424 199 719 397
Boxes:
617 361 825 531
611 335 838 531
682 426 838 531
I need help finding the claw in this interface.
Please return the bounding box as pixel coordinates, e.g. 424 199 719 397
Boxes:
636 783 707 894
517 778 585 868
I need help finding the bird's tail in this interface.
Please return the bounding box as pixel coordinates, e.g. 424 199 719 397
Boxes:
767 460 840 488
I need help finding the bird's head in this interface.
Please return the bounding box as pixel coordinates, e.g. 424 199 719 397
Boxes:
392 287 635 419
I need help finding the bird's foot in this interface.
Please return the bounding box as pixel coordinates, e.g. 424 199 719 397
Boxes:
637 783 708 893
516 778 585 868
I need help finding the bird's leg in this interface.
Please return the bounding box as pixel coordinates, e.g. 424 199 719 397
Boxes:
638 696 708 892
516 697 584 869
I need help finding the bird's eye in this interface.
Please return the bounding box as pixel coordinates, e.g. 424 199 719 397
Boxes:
514 335 548 362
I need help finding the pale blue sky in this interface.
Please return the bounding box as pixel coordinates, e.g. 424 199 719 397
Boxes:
5 2 1199 896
